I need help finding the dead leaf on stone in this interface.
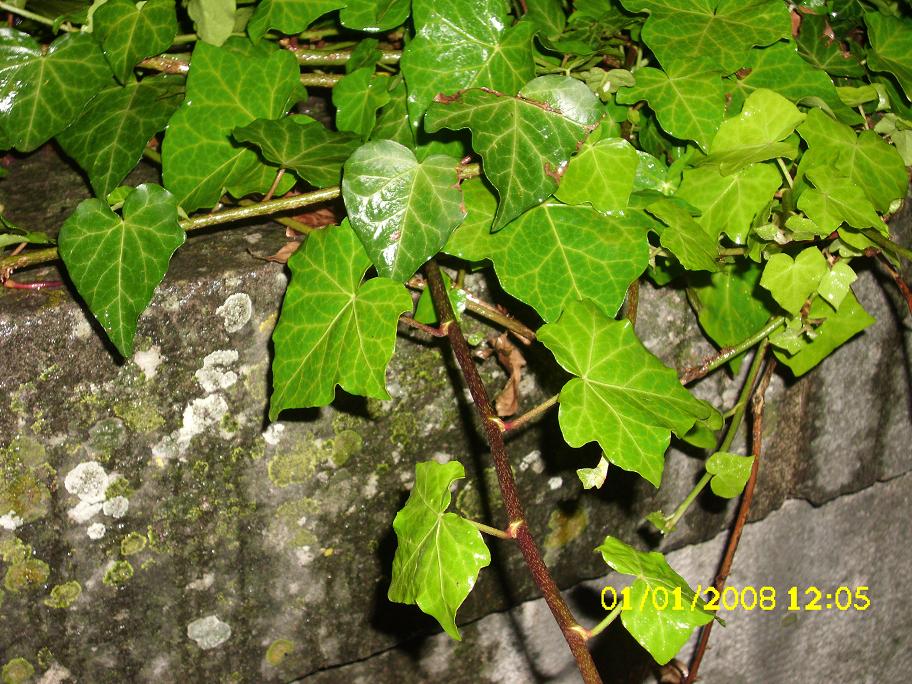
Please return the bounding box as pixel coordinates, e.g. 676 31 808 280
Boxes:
491 333 527 417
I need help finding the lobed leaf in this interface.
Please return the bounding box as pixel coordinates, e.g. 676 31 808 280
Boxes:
93 0 178 83
187 0 236 47
798 168 883 236
817 260 857 311
247 0 344 42
759 247 828 315
689 262 773 349
706 452 755 498
865 11 912 101
555 137 640 212
340 0 409 31
647 200 720 273
332 67 392 139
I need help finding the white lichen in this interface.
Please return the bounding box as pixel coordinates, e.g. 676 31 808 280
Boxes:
176 394 230 446
195 350 239 393
133 345 163 381
216 293 252 333
262 423 285 446
64 461 109 503
103 496 129 519
547 476 563 491
520 450 545 475
0 510 23 530
187 615 231 650
67 500 103 524
187 573 215 591
86 522 106 540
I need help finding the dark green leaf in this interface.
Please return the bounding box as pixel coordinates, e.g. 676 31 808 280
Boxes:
796 12 865 78
93 0 177 83
689 262 772 348
340 0 409 31
247 0 344 42
332 68 392 139
706 452 754 498
525 0 566 40
865 11 912 101
346 37 382 73
647 200 720 273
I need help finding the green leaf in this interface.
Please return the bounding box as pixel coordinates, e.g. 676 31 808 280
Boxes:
373 78 415 148
247 0 344 42
342 140 465 282
269 222 412 417
647 199 720 273
346 37 382 73
0 219 53 248
57 184 185 358
865 11 912 101
796 13 865 78
676 162 780 244
93 0 177 83
525 0 566 40
401 0 536 128
414 272 466 325
617 59 723 151
389 460 491 640
340 0 409 31
597 536 713 665
773 291 875 376
426 78 598 229
233 114 360 188
538 300 718 486
187 0 236 46
57 75 184 198
759 247 828 315
704 89 805 174
798 168 883 235
0 29 112 153
706 452 754 498
689 262 773 348
332 68 392 139
162 40 300 212
554 138 639 212
817 260 857 311
577 455 610 489
618 0 791 74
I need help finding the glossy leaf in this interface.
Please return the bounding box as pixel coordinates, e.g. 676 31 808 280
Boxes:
342 140 465 281
798 168 883 235
555 137 640 212
340 0 409 31
187 0 236 46
57 75 184 198
618 0 791 74
706 452 754 498
760 248 827 315
269 222 412 417
389 460 491 640
332 67 392 139
233 114 361 188
247 0 344 42
648 200 720 273
617 59 723 151
162 40 300 212
689 262 772 349
58 184 185 358
0 29 111 153
796 13 864 78
597 536 713 665
93 0 177 84
525 0 566 40
401 0 536 127
538 300 718 486
865 12 912 101
346 38 382 73
426 78 598 229
817 260 857 311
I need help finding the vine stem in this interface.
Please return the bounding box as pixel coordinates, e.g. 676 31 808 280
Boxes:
291 48 401 66
679 317 785 385
865 228 912 262
0 1 75 29
685 355 777 684
424 260 602 684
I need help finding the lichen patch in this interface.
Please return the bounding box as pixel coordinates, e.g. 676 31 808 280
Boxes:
216 293 253 333
187 615 232 650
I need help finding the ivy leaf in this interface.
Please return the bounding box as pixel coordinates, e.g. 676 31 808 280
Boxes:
647 200 720 273
414 272 466 325
342 140 465 282
759 247 828 315
401 0 536 128
865 12 912 101
689 262 773 349
704 89 805 174
247 0 344 42
772 291 875 376
817 260 857 311
675 162 780 244
617 59 724 151
597 536 713 665
57 75 184 198
538 300 718 486
332 67 392 139
618 0 791 74
426 78 598 229
554 137 639 212
162 40 300 212
373 79 415 148
525 0 566 40
57 184 185 358
269 222 412 417
577 455 610 489
340 0 409 31
798 169 883 235
0 29 112 153
93 0 177 84
796 13 864 78
187 0 236 47
706 452 755 498
233 114 360 188
389 460 491 640
346 38 382 73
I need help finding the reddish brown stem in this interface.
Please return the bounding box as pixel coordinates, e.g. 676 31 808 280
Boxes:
684 356 776 684
2 278 63 290
424 260 602 684
879 255 912 317
398 314 447 338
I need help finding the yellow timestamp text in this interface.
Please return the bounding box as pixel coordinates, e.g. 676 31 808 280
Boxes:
600 585 871 612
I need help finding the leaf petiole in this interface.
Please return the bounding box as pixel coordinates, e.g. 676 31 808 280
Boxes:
465 519 512 540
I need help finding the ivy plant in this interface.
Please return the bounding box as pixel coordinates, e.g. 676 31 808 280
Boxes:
2 0 911 681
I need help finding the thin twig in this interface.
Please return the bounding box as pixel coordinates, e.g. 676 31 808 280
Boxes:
398 315 447 338
878 254 912 317
502 394 559 432
291 48 402 66
679 317 785 385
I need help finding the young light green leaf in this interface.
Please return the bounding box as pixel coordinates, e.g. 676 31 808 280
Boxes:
597 535 713 664
798 169 883 235
704 89 805 174
342 140 465 282
617 59 723 151
817 260 857 311
332 67 392 139
269 222 412 417
93 0 177 83
759 247 828 315
0 29 112 153
539 300 719 486
233 114 360 188
58 184 185 358
401 0 535 127
162 40 300 212
689 262 773 349
577 455 610 489
865 12 912 101
340 0 409 31
57 75 184 198
618 0 791 74
389 460 491 640
555 137 640 212
706 452 755 498
647 200 720 273
426 79 597 229
247 0 345 42
187 0 236 46
676 162 780 244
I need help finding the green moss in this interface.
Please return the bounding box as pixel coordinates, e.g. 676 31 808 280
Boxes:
1 657 34 684
0 437 53 524
114 398 165 433
388 411 419 447
267 437 332 487
103 560 134 586
88 418 127 458
120 532 148 556
104 476 133 500
265 639 295 667
544 505 589 552
43 580 82 608
331 430 362 467
220 412 240 434
35 648 52 670
274 499 320 548
4 558 50 593
0 538 32 564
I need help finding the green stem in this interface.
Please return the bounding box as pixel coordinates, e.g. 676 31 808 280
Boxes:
588 604 623 639
864 229 912 262
466 520 512 540
775 157 794 191
503 394 559 432
299 73 345 87
717 247 748 257
292 48 402 66
0 1 71 29
662 473 712 532
142 147 162 166
679 317 785 385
